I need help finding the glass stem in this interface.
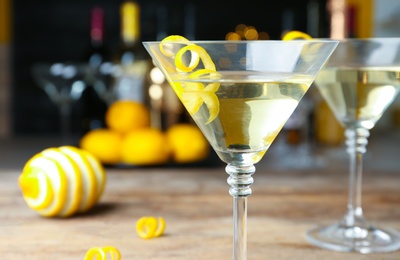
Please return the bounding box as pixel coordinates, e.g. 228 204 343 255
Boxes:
226 164 255 260
344 127 370 227
59 103 72 144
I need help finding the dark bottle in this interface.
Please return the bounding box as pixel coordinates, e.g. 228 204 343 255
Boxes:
85 6 109 68
113 0 151 104
78 6 109 134
146 5 188 130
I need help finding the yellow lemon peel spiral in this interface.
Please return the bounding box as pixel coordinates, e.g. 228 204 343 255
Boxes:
159 35 221 124
84 246 121 260
282 30 312 41
136 216 166 239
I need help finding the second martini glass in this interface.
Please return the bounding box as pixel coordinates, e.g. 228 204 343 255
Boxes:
307 38 400 253
144 38 337 259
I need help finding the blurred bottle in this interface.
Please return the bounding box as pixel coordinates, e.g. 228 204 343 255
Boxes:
113 0 151 104
79 6 109 133
314 99 345 145
147 5 168 129
312 0 346 146
146 5 186 130
84 6 109 68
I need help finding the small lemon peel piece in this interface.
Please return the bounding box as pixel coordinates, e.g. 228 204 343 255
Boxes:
282 31 312 41
159 35 221 124
136 216 166 239
84 246 121 260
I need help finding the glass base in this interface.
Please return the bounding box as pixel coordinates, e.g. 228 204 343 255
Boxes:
306 222 400 254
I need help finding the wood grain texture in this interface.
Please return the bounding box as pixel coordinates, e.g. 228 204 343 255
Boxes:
0 166 399 260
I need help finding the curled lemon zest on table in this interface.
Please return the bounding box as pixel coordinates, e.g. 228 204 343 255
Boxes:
159 35 221 124
136 216 166 239
84 246 121 260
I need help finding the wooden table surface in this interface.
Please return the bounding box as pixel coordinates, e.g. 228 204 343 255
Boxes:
1 162 399 259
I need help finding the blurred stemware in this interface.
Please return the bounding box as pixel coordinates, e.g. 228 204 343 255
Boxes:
89 62 119 106
307 38 400 254
32 62 88 143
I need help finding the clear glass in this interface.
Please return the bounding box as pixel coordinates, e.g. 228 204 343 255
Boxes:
307 38 400 253
90 62 120 105
144 39 338 259
32 63 89 143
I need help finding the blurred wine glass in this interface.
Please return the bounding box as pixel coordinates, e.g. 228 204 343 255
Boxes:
32 62 87 143
89 62 119 105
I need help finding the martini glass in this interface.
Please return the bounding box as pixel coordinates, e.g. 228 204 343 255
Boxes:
306 38 400 253
89 62 119 105
144 39 337 259
32 62 88 143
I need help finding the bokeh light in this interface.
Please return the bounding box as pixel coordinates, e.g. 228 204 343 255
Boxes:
258 31 270 40
244 26 258 40
226 24 270 41
226 32 241 41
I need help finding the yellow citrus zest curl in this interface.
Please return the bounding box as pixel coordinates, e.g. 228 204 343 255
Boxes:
84 246 121 260
175 45 216 72
189 69 220 79
282 30 312 41
159 35 221 124
159 36 193 100
160 35 191 57
136 216 166 239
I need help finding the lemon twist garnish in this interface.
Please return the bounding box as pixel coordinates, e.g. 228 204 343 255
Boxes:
84 246 121 260
160 35 221 124
175 45 216 72
136 216 166 239
282 30 312 41
159 36 191 99
189 69 220 80
160 35 191 57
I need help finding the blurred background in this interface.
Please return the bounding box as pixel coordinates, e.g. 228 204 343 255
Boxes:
0 0 400 168
4 0 330 136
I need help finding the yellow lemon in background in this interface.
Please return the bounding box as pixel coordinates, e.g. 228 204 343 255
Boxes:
80 129 122 165
121 128 170 165
18 146 106 217
166 123 209 163
105 100 150 134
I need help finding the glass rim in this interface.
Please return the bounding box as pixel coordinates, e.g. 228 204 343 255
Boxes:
143 37 400 46
320 37 400 42
143 39 339 45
